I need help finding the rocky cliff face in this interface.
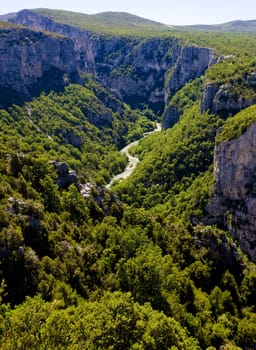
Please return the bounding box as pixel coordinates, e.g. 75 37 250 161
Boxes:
10 10 96 72
200 73 256 117
162 46 216 128
162 105 180 129
0 26 78 108
206 122 256 261
166 46 216 101
10 10 216 115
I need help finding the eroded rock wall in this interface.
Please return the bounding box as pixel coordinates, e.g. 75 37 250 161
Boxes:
200 73 256 117
0 26 77 107
207 122 256 261
10 10 216 115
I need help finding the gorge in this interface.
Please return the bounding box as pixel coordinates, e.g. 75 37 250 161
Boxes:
1 8 256 349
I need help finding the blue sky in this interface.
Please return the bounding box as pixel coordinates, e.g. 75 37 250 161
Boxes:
1 0 256 25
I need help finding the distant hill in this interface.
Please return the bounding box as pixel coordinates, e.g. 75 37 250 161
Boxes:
2 9 256 34
32 8 167 32
174 19 256 33
0 12 17 21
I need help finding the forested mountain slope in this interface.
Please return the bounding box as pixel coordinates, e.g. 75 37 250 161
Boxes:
0 8 256 349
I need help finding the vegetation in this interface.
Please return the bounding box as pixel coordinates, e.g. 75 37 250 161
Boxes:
175 20 256 33
33 8 167 36
30 8 256 52
113 82 222 209
216 104 256 143
0 21 20 29
1 9 256 350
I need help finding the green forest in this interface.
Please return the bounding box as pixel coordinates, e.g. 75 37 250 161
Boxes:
1 9 256 350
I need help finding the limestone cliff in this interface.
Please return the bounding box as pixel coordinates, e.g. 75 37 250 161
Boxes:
206 122 256 261
10 10 216 115
0 26 78 107
166 46 216 101
200 73 256 117
162 46 216 128
9 10 96 72
162 105 180 129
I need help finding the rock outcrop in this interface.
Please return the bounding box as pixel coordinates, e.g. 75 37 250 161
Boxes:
200 83 219 114
162 105 181 129
200 73 256 117
52 161 78 188
0 26 78 107
206 122 256 261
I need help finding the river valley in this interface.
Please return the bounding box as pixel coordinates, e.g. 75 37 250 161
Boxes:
106 123 161 188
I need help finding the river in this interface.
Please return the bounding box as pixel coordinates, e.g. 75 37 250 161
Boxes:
106 123 161 188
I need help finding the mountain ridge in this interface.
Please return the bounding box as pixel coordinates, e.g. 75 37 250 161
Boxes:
176 19 256 33
1 8 256 33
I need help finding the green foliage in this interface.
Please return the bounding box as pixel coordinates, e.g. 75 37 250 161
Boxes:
236 311 256 349
0 292 200 350
172 31 256 56
117 244 168 310
114 104 221 208
1 14 256 350
216 104 256 143
34 8 168 36
0 78 153 184
165 77 203 111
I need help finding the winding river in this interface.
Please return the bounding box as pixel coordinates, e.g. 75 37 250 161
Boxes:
106 123 161 188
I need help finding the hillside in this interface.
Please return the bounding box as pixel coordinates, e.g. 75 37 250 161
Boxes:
3 8 256 34
27 8 167 34
0 8 256 350
0 12 16 22
176 19 256 33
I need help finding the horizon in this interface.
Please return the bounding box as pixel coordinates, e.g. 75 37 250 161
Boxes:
0 0 256 26
2 8 256 27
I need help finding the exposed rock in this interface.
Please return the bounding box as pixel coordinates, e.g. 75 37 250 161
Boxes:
11 10 177 112
52 161 78 188
54 162 69 176
0 26 78 107
8 197 26 214
88 110 112 128
214 85 256 117
11 10 217 115
206 122 256 261
79 183 93 198
162 105 181 129
62 129 83 147
162 46 217 127
166 46 217 103
201 77 256 117
200 82 218 114
10 9 96 72
217 54 236 62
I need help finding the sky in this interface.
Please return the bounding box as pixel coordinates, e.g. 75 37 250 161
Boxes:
0 0 256 25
